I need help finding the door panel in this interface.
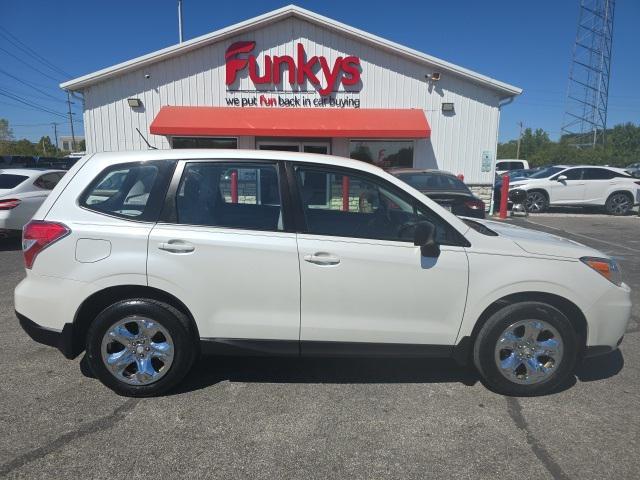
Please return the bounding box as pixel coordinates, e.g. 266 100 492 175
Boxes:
148 225 300 340
293 164 469 346
548 169 585 204
147 161 300 341
297 236 468 345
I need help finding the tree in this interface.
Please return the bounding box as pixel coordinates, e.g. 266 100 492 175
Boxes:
2 139 37 156
498 122 640 168
36 136 60 156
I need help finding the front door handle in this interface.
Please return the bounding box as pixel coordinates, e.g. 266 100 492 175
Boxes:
158 240 195 254
303 252 340 266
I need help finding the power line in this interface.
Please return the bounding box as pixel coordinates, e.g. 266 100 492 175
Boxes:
0 83 67 105
0 46 65 83
0 67 66 103
0 26 72 78
0 88 68 119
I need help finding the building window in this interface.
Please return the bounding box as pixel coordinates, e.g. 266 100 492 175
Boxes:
172 137 238 149
349 140 413 168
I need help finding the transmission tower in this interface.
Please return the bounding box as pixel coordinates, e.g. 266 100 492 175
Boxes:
561 0 615 147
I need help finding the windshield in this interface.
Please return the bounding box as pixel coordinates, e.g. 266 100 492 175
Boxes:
0 174 29 189
396 172 471 193
529 166 565 179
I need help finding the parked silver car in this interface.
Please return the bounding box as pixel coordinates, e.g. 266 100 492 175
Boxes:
0 169 66 235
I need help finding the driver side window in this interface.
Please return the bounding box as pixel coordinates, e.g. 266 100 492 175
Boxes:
295 166 461 244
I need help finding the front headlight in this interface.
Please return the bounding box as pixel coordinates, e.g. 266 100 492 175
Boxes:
580 257 623 286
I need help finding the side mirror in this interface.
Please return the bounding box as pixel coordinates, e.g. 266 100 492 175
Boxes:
414 221 440 257
556 175 567 182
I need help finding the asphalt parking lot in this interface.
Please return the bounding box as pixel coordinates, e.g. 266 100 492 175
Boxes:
1 215 638 480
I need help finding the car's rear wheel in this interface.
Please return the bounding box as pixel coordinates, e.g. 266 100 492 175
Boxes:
525 191 548 213
86 299 196 397
473 302 578 396
605 192 633 216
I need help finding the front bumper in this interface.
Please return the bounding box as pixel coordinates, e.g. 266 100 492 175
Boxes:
17 311 76 359
584 281 632 349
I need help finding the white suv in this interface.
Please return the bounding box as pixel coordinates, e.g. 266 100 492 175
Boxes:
15 151 631 397
508 165 640 215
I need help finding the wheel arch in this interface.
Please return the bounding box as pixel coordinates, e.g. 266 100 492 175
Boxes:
454 291 587 365
606 190 634 202
69 285 200 358
527 188 549 200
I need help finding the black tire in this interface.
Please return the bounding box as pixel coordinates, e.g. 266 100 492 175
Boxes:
605 192 633 216
525 190 548 213
86 299 196 397
473 302 578 396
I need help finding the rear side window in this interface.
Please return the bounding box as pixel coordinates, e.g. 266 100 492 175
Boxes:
0 174 28 189
80 161 175 221
174 162 283 231
34 172 63 190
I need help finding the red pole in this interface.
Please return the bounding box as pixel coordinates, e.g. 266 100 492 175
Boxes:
342 175 350 212
231 170 238 204
499 174 509 219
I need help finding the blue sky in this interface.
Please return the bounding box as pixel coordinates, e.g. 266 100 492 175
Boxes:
1 0 638 144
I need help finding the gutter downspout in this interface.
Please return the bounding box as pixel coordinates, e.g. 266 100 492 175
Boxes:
489 96 516 215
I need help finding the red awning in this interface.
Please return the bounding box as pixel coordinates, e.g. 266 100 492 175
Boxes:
150 106 430 139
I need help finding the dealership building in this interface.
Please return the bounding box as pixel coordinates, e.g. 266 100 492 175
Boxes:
61 5 521 198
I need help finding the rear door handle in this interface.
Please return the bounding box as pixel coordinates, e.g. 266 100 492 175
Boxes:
303 252 340 266
158 240 195 254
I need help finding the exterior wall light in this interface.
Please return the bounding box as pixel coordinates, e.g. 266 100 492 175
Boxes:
442 102 455 112
127 98 143 108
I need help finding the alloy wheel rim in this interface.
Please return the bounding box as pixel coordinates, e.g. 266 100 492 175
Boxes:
494 319 563 385
526 192 545 213
610 194 630 215
101 316 174 386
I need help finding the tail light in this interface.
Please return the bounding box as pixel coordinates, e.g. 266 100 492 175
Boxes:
0 199 21 210
22 220 70 269
464 199 486 210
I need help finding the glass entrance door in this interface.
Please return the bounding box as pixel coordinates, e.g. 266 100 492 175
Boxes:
257 141 329 154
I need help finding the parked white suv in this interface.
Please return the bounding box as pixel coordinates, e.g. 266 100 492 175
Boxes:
15 151 631 397
509 165 639 214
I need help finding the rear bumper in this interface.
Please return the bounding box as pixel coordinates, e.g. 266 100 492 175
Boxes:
16 311 76 359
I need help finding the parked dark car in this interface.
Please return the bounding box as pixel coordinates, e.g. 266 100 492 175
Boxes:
390 168 486 218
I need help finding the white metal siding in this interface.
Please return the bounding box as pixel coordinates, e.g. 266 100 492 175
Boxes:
81 17 502 184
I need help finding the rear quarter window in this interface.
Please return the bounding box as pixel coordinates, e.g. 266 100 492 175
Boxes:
79 161 175 221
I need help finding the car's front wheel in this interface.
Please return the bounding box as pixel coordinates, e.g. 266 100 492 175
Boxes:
473 302 578 396
86 299 196 397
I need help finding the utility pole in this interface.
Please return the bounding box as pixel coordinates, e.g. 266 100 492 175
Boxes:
178 0 184 43
516 121 524 160
51 122 58 150
41 137 47 155
66 91 76 151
